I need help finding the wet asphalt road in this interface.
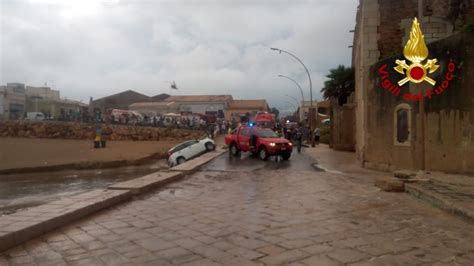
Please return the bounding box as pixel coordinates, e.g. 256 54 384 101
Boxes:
202 148 318 172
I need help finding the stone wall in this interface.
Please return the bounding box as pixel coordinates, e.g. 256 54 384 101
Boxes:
0 121 204 141
330 104 356 151
354 0 474 167
377 0 474 59
364 32 474 174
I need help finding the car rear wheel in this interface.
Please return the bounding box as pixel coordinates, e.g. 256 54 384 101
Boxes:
229 143 239 156
258 147 268 161
177 157 186 165
282 153 291 160
205 142 215 151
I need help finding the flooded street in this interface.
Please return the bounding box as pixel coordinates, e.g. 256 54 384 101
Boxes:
0 160 168 215
0 149 321 216
201 148 318 172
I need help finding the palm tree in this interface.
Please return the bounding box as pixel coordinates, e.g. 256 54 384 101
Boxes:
320 65 354 105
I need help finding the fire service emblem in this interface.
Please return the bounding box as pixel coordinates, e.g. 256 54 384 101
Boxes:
394 18 439 86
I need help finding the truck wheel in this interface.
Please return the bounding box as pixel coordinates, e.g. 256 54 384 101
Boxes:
258 147 268 161
230 143 239 156
282 153 291 160
205 142 215 151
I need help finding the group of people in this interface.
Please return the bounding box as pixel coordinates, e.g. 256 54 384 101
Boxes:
278 123 321 153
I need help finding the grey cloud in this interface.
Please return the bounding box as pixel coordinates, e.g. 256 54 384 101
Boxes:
0 0 358 108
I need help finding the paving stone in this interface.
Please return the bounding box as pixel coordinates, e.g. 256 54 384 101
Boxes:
279 239 314 249
256 245 286 256
135 237 177 252
327 248 370 264
302 243 334 254
173 238 203 249
301 254 343 265
212 240 236 251
259 249 309 265
227 246 264 260
181 258 221 266
156 246 193 259
190 245 229 261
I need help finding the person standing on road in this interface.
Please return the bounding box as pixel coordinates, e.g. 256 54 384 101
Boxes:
294 128 303 153
314 127 321 145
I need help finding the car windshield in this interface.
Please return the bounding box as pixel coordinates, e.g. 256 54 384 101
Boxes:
256 129 279 138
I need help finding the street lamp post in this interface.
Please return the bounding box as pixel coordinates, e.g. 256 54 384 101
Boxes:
271 48 312 107
271 47 317 146
278 75 305 106
283 102 297 121
285 94 299 111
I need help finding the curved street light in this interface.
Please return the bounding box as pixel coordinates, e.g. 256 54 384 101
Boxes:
284 101 297 112
271 47 318 146
278 75 305 106
285 94 299 107
270 48 312 107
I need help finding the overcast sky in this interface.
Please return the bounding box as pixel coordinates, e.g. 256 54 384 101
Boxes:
1 0 358 112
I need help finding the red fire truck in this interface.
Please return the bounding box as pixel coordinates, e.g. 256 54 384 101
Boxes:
254 112 276 128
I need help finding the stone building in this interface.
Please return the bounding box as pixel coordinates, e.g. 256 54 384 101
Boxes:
25 98 88 120
353 0 474 173
298 100 330 122
129 101 180 116
225 100 269 122
92 90 158 113
0 83 26 120
25 86 60 100
163 95 233 118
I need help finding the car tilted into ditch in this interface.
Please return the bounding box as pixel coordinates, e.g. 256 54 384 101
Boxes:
167 137 216 167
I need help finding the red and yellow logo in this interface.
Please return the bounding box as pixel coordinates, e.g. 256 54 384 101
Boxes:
394 18 439 86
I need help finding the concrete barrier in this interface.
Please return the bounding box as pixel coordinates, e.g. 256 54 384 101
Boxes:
0 189 131 252
109 171 184 194
169 149 226 173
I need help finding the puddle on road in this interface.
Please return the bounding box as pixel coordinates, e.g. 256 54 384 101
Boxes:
311 163 326 172
201 149 317 172
0 160 168 215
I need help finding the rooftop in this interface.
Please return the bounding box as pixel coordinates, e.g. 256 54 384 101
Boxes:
301 100 330 108
163 95 233 103
129 101 178 108
228 99 269 110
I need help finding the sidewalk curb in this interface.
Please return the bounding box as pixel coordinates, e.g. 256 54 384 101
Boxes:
109 171 185 195
0 189 131 252
0 150 225 253
169 149 226 174
405 183 474 221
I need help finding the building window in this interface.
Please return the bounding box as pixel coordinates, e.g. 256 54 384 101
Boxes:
393 103 411 146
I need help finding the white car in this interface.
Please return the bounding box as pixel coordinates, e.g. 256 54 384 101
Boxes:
167 137 216 167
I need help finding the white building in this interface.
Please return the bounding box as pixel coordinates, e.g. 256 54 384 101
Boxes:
163 95 233 118
129 101 179 116
0 83 27 120
26 86 60 100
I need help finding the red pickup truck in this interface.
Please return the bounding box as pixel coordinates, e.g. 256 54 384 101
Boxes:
225 126 293 160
